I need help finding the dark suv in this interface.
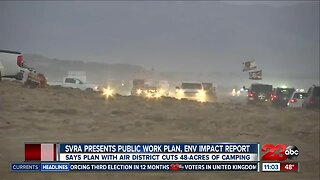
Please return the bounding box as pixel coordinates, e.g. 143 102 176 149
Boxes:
271 87 295 107
303 85 319 109
202 82 217 101
247 83 273 103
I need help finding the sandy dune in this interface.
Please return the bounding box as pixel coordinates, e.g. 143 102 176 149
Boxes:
0 80 319 180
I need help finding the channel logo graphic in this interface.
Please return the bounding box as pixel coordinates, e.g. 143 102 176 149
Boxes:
262 144 299 161
170 164 183 171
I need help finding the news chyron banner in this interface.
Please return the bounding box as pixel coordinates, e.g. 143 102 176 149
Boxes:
10 143 261 172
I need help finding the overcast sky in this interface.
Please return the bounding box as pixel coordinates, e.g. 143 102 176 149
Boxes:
0 1 319 78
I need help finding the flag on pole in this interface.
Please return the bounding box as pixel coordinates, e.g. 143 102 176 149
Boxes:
25 143 56 161
249 70 262 80
242 60 257 72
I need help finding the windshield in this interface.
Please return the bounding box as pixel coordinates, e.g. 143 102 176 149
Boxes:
181 83 202 89
293 93 307 99
276 88 295 96
65 78 76 83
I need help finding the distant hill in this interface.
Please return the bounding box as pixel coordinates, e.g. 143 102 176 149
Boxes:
23 54 318 89
23 54 152 84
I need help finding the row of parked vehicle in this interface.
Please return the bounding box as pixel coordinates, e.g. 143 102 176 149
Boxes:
246 83 319 109
131 79 217 102
1 49 319 108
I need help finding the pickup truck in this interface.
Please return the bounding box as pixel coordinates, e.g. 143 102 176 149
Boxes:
159 80 170 96
48 77 100 91
0 50 24 81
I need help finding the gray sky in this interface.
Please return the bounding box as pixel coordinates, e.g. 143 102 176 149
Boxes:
0 1 319 78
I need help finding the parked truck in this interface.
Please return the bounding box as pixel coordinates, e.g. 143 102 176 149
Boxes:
131 79 145 96
175 82 207 102
131 79 170 98
47 71 100 91
201 82 217 101
0 50 24 81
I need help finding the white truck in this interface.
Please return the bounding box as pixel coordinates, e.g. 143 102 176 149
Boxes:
175 82 207 102
48 71 100 91
159 80 170 96
0 50 24 81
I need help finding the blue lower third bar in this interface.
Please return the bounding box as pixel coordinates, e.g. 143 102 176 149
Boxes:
11 163 40 172
40 163 70 172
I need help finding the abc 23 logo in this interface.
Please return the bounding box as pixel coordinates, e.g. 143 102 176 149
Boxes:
262 144 299 161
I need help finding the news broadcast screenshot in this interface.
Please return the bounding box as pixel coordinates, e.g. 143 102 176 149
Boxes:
0 1 319 180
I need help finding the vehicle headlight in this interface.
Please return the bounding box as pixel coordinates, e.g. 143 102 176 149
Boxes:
146 92 152 98
176 89 184 99
196 89 206 102
136 89 142 95
176 89 184 95
155 92 161 98
231 89 236 96
102 87 114 99
197 89 206 96
158 88 165 95
236 90 240 96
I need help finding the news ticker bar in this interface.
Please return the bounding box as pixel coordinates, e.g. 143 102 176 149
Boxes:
11 162 300 172
25 143 260 162
11 162 260 172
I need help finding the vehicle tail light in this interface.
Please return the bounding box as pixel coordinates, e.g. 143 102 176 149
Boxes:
248 91 254 97
271 94 277 100
290 98 297 103
17 55 23 67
